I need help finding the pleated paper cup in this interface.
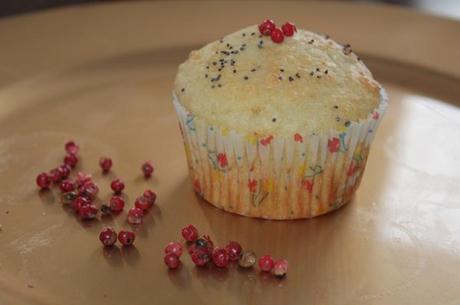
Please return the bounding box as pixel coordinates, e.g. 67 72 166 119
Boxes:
173 87 387 220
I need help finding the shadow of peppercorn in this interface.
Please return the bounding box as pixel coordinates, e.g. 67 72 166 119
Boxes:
77 217 103 231
192 264 213 280
38 188 55 204
149 204 162 219
257 271 286 287
91 168 117 180
120 245 141 266
100 214 115 225
192 263 231 283
166 264 190 288
102 245 123 267
133 174 160 185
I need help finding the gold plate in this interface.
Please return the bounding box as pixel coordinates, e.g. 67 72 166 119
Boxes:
0 2 459 305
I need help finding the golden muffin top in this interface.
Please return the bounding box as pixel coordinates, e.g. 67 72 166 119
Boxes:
174 24 382 136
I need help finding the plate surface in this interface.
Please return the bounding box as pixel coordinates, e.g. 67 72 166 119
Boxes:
0 2 459 305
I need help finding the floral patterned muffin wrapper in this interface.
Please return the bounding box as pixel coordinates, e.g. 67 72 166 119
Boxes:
173 88 388 219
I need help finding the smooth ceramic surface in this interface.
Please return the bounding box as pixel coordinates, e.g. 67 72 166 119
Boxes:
0 2 459 305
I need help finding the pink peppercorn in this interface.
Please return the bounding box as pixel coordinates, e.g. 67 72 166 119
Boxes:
225 241 242 261
79 204 98 220
99 157 113 172
99 227 117 246
164 253 181 269
259 19 276 36
49 167 63 183
127 207 143 225
143 189 157 206
78 180 99 200
73 196 90 212
281 22 297 37
271 28 284 43
212 248 230 268
134 196 151 211
110 178 125 194
36 173 50 189
65 141 79 155
165 242 183 257
258 255 275 272
59 179 76 193
58 164 71 179
191 248 210 267
109 196 125 212
64 154 78 169
272 259 289 277
181 224 199 242
75 172 92 188
118 230 135 246
141 161 154 178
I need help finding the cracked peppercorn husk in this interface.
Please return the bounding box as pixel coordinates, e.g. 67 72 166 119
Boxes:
238 251 257 268
100 203 111 216
60 191 77 205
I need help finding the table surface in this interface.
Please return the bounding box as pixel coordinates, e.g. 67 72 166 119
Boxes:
0 2 459 305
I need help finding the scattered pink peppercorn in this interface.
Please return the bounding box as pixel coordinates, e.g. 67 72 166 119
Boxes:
99 227 117 246
99 157 113 172
141 161 154 178
187 243 198 255
109 196 125 212
64 154 78 169
118 230 135 246
165 242 183 257
271 28 284 43
181 224 199 242
78 180 99 200
225 241 242 261
75 172 92 188
212 248 230 268
164 253 181 269
143 189 157 206
110 178 125 194
134 196 151 211
259 19 276 36
59 179 76 193
36 173 50 189
58 164 71 179
73 196 90 212
65 140 79 155
258 255 275 272
272 259 289 277
127 207 144 225
281 22 297 37
79 204 98 220
191 248 210 267
49 167 63 183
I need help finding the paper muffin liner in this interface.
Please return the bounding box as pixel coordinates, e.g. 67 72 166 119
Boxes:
173 88 388 219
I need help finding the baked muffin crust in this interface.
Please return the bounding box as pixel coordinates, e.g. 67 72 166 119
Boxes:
174 25 381 136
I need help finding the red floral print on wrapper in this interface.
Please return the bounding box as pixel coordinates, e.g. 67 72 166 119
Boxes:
248 179 257 193
294 133 303 143
302 180 314 192
193 178 201 194
217 153 228 168
347 163 357 176
328 137 340 153
260 135 273 146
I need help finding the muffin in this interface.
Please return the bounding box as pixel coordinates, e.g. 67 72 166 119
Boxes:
173 20 387 219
